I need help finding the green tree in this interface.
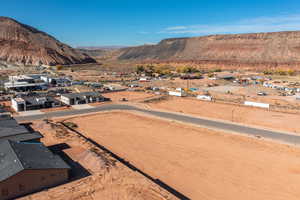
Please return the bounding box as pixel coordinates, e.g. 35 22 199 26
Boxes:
136 65 145 73
287 69 296 76
56 65 63 71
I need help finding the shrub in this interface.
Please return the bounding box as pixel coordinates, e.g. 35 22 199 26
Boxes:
64 122 78 129
56 65 63 71
176 66 199 73
136 65 145 73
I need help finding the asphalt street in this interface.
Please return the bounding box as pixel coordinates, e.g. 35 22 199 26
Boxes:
15 104 300 146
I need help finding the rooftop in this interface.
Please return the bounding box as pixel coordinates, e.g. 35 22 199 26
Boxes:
61 91 102 99
0 140 70 181
0 118 43 142
23 96 56 106
4 82 46 88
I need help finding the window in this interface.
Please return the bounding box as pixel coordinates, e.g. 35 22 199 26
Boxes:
1 189 8 196
19 184 25 191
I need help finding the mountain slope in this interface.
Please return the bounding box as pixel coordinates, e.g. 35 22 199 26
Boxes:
0 17 96 66
118 31 300 67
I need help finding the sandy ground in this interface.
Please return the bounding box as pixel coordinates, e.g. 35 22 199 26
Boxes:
104 91 156 102
146 97 300 134
18 120 177 200
65 111 300 200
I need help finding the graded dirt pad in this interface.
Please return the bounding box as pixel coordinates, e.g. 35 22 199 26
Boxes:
104 91 156 102
147 97 300 134
66 111 300 200
19 120 177 200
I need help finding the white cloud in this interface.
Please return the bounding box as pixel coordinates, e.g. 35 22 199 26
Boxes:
165 26 187 31
160 14 300 35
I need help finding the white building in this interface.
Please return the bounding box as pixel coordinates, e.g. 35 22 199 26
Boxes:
60 92 107 105
197 95 212 101
168 90 187 97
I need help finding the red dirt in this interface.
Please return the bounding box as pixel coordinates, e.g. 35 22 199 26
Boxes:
65 111 300 200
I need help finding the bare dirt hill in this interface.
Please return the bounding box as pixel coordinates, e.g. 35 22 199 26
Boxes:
118 31 300 68
0 17 96 66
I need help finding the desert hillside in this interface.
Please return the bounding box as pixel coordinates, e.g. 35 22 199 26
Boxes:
0 17 96 66
118 31 300 68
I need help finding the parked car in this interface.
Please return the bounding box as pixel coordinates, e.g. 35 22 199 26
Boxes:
257 92 267 96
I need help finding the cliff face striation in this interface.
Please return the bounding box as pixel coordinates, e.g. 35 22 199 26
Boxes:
118 31 300 67
0 17 96 66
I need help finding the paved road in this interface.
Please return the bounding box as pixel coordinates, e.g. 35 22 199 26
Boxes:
15 104 300 146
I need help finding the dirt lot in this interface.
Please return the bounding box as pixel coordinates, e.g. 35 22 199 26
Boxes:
19 120 177 200
104 91 156 102
66 111 300 200
146 97 300 134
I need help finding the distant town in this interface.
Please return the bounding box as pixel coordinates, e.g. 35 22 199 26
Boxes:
2 2 300 198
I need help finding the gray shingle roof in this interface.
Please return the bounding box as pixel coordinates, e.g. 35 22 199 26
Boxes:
0 131 43 143
0 140 70 181
0 118 43 142
0 107 11 120
0 119 29 136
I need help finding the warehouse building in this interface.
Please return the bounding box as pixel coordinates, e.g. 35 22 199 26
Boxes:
0 140 70 200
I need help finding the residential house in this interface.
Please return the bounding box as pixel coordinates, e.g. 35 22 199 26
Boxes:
11 96 62 112
60 92 107 105
0 140 70 200
0 118 43 143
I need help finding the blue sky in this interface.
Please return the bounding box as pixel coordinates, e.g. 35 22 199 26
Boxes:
2 0 300 46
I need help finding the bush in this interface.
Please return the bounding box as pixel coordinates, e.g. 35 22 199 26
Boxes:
207 73 214 78
56 65 63 71
287 69 296 76
136 65 145 73
209 68 222 73
263 69 296 76
64 122 78 129
176 66 199 73
263 70 273 75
